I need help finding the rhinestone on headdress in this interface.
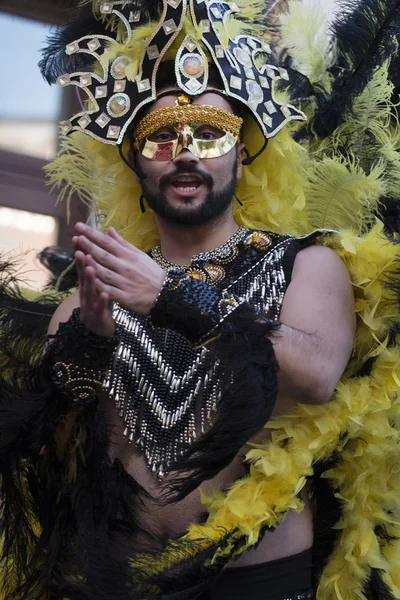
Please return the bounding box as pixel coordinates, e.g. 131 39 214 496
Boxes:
60 120 72 135
114 80 126 93
129 10 141 22
100 2 114 14
230 76 242 90
215 45 224 58
107 125 121 139
87 38 101 52
163 18 178 35
184 36 198 52
167 0 182 8
200 19 211 33
111 56 130 79
78 114 91 129
263 114 273 127
265 100 277 115
185 79 202 92
182 55 205 78
234 47 252 68
66 42 79 55
96 113 111 128
137 79 151 93
80 75 92 87
95 85 108 99
147 45 160 60
107 94 131 117
281 106 293 118
247 81 264 106
57 74 71 87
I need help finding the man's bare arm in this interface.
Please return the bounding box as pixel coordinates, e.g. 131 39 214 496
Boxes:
48 234 355 411
273 245 356 407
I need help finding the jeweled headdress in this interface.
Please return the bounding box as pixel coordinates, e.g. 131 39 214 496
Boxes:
44 0 306 148
42 0 312 252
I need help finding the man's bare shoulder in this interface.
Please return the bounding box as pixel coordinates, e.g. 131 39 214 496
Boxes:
47 290 80 336
292 243 350 285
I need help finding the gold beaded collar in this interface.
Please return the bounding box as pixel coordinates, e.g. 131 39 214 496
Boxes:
151 226 251 285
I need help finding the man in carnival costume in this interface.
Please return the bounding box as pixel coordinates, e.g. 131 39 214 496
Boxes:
1 1 400 599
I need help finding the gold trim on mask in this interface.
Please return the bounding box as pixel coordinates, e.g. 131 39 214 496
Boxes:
140 126 239 161
133 104 243 146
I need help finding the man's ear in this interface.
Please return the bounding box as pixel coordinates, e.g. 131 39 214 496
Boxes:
236 142 245 180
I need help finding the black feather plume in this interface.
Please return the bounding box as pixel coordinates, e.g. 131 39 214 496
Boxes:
314 0 400 136
39 8 105 84
278 0 400 137
39 0 168 84
0 257 60 372
363 568 397 600
379 197 400 234
37 246 77 291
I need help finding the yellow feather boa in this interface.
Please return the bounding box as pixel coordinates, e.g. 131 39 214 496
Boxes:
125 224 400 599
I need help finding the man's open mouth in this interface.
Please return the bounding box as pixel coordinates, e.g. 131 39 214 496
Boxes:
171 174 203 193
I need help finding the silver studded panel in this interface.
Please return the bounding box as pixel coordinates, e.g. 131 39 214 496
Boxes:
103 237 292 479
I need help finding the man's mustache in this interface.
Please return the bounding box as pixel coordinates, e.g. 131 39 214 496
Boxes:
160 165 214 190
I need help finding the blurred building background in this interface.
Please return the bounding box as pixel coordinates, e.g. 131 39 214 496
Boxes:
0 0 86 289
0 0 338 290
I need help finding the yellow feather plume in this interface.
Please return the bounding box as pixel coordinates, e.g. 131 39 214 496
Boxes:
279 0 335 87
315 63 396 162
302 157 386 233
330 223 400 370
44 133 102 222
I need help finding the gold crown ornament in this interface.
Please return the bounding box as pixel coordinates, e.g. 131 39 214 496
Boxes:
51 0 306 150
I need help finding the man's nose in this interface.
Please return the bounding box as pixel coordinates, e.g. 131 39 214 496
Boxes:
173 147 200 164
172 128 199 164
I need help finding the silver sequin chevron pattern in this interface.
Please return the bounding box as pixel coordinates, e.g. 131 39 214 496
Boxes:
103 236 292 479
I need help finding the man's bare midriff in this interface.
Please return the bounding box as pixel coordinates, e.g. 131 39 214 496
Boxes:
99 391 314 567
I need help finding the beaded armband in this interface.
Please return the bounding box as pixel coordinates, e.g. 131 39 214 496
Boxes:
48 308 121 404
150 270 244 345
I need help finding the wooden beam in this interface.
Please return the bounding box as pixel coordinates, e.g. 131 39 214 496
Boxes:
1 0 71 26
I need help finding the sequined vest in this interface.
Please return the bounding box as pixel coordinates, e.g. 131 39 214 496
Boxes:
103 229 307 479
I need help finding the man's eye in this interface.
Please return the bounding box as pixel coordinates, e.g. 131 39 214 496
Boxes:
148 129 177 143
194 126 224 141
197 131 217 140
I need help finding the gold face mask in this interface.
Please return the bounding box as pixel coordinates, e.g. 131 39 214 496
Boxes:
133 96 243 162
139 124 239 161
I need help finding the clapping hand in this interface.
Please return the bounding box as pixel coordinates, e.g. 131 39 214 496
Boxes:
73 223 166 336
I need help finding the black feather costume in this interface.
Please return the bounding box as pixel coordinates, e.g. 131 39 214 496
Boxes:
1 1 400 599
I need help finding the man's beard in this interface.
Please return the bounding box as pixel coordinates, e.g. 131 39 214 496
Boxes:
140 164 237 226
